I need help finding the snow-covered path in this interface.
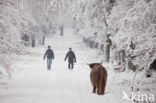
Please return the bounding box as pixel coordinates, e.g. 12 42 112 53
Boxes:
0 29 129 103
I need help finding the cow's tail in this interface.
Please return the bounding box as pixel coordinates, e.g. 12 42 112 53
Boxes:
98 66 107 95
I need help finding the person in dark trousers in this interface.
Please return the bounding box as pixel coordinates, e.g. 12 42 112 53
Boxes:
44 46 54 70
64 48 76 69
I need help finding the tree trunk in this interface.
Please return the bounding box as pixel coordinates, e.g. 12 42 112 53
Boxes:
105 44 111 62
42 37 45 45
60 25 64 36
31 39 35 47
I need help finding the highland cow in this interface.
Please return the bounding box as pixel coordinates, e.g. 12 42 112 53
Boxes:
88 62 107 95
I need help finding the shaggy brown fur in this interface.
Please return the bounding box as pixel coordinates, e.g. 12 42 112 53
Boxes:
88 63 107 95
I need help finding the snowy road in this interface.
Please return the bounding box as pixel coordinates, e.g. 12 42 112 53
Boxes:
0 29 130 103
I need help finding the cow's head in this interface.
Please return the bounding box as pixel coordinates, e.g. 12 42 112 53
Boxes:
87 61 103 69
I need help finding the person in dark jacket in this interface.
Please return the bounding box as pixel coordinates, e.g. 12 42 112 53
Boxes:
44 46 54 70
64 48 76 69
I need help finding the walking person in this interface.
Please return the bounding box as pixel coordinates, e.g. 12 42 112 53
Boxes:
43 46 54 70
64 48 76 70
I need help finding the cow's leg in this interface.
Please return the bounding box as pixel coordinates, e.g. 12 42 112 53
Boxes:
97 81 104 95
97 86 100 95
103 79 107 94
93 86 96 93
97 84 104 95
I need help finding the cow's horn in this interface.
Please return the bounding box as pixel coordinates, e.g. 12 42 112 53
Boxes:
99 60 103 64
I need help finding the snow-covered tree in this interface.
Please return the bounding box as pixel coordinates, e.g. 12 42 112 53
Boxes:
72 0 156 72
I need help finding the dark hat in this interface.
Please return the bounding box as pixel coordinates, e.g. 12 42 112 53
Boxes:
48 46 51 48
